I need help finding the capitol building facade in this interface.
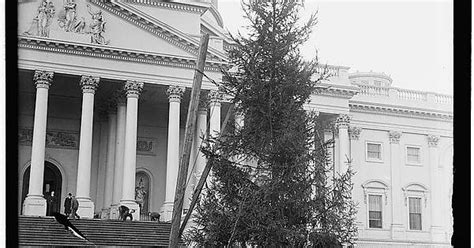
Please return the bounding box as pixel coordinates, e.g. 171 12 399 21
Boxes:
17 0 452 247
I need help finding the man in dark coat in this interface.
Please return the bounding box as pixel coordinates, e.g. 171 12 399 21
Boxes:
70 195 80 219
64 193 72 216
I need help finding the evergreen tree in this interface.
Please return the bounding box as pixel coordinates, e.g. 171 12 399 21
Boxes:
186 1 357 246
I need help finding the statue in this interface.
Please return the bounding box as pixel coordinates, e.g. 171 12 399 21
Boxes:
57 0 85 33
135 177 147 211
87 4 109 45
24 0 56 37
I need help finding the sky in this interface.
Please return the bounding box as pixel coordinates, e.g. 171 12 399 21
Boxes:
217 0 453 95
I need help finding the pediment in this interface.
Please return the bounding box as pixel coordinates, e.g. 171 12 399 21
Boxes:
18 0 228 63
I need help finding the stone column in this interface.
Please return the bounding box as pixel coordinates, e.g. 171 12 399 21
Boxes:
335 114 350 174
22 70 53 216
161 86 185 221
184 97 208 212
102 102 117 218
428 135 443 242
75 75 100 219
120 81 144 221
209 90 223 138
110 91 127 219
388 130 404 239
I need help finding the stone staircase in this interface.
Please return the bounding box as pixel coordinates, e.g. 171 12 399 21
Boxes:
19 215 186 247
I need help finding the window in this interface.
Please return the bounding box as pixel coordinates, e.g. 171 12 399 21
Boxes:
406 146 421 165
368 195 382 228
409 197 422 230
366 142 382 161
374 80 382 87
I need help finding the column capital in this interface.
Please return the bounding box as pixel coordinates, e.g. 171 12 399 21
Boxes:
209 89 224 104
124 81 144 98
389 131 402 144
427 135 440 147
80 75 100 94
33 70 54 89
335 114 350 129
166 85 185 103
349 126 361 140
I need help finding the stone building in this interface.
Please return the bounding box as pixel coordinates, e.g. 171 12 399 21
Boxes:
17 0 452 247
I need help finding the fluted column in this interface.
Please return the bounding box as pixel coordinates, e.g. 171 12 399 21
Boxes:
388 131 404 238
120 81 144 221
428 135 443 241
161 86 185 221
209 90 223 138
335 114 350 174
75 75 100 219
23 70 53 216
110 91 127 219
102 102 117 218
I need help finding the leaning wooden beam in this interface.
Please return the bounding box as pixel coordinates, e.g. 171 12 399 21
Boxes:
168 33 210 248
179 103 235 237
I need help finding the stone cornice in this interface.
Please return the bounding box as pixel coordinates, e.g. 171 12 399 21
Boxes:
122 0 208 14
93 1 227 63
18 36 224 72
314 83 359 99
349 102 453 121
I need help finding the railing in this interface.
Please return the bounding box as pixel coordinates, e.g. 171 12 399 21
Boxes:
396 88 427 101
357 84 389 97
353 83 452 104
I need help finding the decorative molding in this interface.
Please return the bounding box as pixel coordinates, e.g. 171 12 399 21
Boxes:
122 0 207 14
124 80 144 98
18 36 224 72
349 103 453 121
427 135 440 147
19 128 80 150
349 126 361 140
388 131 402 144
33 70 54 88
80 75 100 93
137 137 157 155
90 1 227 63
402 183 429 207
335 114 350 129
166 85 185 102
361 180 390 205
315 84 359 99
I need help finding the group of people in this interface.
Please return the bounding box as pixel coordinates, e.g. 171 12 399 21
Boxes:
63 193 80 219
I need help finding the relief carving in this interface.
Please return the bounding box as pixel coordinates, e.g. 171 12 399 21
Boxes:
24 0 56 37
137 137 157 156
57 0 86 33
87 4 109 45
19 128 79 149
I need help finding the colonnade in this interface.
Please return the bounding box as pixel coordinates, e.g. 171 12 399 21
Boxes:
22 70 223 220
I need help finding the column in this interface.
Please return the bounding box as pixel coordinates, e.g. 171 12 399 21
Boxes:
110 91 127 219
388 130 404 239
184 97 208 212
209 90 223 138
102 102 117 218
75 75 100 219
120 81 144 221
161 86 185 221
22 70 53 216
335 114 350 174
428 135 443 242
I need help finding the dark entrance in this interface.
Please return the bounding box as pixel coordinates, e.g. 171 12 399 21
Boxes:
22 161 62 215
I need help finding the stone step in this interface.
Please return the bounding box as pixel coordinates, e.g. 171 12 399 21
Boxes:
19 216 186 247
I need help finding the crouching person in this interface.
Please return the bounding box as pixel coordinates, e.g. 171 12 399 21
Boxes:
149 212 160 222
118 205 135 221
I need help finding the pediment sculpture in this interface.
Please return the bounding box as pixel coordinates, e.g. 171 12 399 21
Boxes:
23 1 110 45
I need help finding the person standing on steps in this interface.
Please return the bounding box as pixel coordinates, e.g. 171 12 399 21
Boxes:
70 195 80 219
64 193 72 217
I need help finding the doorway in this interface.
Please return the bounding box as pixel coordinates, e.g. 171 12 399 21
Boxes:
22 161 62 215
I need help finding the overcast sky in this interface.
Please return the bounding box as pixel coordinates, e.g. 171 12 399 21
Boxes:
218 0 453 95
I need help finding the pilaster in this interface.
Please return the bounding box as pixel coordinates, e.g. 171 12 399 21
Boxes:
388 130 405 239
335 114 350 173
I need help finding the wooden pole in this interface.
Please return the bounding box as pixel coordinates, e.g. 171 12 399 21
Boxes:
169 33 209 248
179 103 235 236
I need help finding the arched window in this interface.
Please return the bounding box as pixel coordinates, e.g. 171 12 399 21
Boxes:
402 183 429 231
361 180 390 229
